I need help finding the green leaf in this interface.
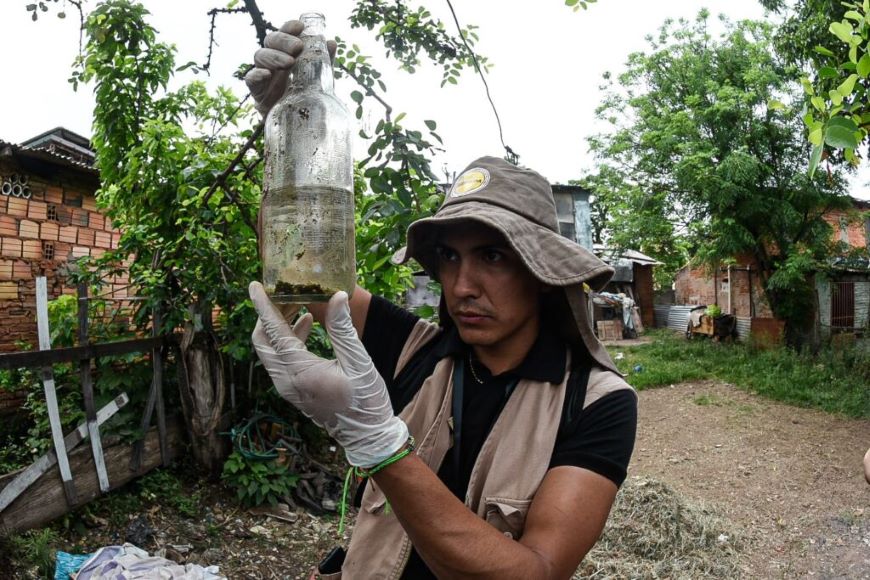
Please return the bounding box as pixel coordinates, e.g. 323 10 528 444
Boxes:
859 54 870 77
829 90 844 106
424 120 437 130
838 73 859 96
845 10 863 21
565 0 580 5
350 90 363 104
824 122 860 148
830 21 855 45
827 115 860 133
811 96 826 111
808 123 824 146
814 45 836 57
819 66 839 79
808 143 823 177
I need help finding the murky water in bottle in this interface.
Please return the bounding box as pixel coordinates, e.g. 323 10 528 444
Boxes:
261 184 355 302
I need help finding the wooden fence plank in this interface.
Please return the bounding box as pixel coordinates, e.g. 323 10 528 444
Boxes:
0 393 128 513
152 307 168 467
35 277 77 507
0 336 172 370
78 284 109 493
0 417 183 534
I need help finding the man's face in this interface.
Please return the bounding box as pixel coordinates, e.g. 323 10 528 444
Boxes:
436 223 542 363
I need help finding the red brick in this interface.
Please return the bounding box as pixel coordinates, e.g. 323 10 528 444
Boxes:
77 228 95 246
6 197 27 217
105 217 114 232
0 215 17 237
82 195 97 212
94 231 111 249
54 243 71 260
71 209 90 227
91 248 106 259
111 232 121 248
12 261 30 280
59 226 78 244
72 246 90 258
45 186 63 204
112 284 129 297
0 282 18 300
21 240 41 260
0 196 6 212
0 260 11 280
89 213 105 230
1 238 22 258
40 222 59 241
27 201 47 221
18 219 39 239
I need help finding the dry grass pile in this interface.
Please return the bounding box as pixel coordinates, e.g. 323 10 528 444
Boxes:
576 476 742 579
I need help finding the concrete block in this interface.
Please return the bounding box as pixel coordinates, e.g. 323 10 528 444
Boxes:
0 282 18 301
77 228 95 246
27 201 47 221
1 238 22 258
21 240 41 260
0 260 11 280
6 198 27 217
89 213 105 230
40 221 59 241
0 215 17 237
94 231 111 249
45 186 63 204
18 219 39 239
59 225 78 244
12 261 31 280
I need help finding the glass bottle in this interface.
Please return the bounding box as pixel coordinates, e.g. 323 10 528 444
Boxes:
261 12 354 303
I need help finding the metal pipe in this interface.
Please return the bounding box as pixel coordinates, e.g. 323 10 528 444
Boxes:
21 186 32 199
9 174 19 185
1 182 11 196
19 174 28 186
11 184 22 197
727 264 732 315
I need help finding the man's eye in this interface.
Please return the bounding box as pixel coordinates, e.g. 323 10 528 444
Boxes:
435 246 458 261
483 249 504 262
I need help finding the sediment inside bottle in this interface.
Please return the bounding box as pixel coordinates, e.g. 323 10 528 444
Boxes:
262 184 354 303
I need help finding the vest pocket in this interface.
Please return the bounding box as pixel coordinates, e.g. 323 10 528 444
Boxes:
361 480 388 515
483 496 532 540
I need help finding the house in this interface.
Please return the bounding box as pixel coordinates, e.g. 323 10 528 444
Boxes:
673 197 870 338
0 128 127 353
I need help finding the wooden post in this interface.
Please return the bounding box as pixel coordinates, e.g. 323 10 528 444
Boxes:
131 304 167 471
0 393 128 513
152 306 168 467
78 284 110 492
35 277 78 506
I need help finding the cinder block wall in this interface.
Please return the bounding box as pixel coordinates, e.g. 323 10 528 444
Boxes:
0 162 128 353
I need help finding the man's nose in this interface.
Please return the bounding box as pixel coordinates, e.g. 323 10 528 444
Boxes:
451 260 480 297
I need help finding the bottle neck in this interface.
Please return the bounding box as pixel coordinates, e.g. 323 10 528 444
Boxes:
291 34 334 94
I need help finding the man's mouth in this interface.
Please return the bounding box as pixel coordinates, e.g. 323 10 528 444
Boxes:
454 310 490 324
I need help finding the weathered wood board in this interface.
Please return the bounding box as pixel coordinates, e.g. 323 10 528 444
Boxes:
0 418 185 534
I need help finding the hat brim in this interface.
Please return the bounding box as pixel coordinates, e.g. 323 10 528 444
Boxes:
392 202 613 291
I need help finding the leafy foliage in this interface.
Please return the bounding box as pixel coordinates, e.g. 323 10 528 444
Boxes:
589 12 851 340
221 450 299 507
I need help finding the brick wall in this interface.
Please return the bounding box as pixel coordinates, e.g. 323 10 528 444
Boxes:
824 209 869 249
674 261 773 318
0 162 129 352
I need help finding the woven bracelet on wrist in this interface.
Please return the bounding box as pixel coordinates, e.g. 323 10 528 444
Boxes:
338 436 416 535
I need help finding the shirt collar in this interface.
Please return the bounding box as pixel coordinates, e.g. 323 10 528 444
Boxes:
434 324 567 384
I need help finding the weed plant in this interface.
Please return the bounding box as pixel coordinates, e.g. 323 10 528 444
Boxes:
613 330 870 418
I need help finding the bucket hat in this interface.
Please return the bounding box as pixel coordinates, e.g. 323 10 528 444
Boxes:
394 156 620 374
395 156 613 289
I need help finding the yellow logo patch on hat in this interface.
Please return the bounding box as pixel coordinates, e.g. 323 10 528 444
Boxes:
450 168 490 197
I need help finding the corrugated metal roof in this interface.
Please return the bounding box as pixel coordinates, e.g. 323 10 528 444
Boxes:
593 244 663 266
0 139 98 175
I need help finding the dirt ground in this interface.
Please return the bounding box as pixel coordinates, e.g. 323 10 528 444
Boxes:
11 379 869 579
631 380 870 579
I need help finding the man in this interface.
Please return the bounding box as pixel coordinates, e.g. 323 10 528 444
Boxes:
246 21 637 579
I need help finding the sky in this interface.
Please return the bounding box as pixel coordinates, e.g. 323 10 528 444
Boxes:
1 0 868 198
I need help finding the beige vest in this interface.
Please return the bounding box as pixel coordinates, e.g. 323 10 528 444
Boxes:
335 320 631 579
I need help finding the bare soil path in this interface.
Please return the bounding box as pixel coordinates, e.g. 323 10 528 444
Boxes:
631 380 870 579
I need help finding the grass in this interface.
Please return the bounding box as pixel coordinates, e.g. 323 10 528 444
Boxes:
609 329 870 418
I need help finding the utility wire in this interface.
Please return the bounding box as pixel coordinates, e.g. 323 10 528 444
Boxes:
445 0 519 165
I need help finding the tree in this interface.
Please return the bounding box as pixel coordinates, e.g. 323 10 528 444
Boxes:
43 0 487 473
589 12 851 344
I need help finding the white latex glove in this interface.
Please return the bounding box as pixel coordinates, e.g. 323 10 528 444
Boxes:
249 282 409 467
244 20 338 116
